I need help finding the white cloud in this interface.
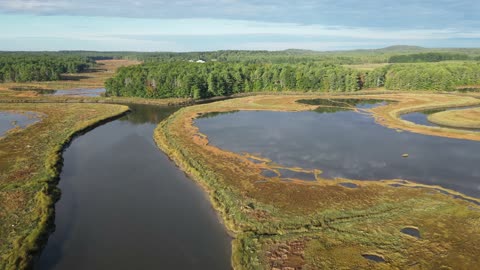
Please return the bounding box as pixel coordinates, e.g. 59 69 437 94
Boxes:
1 14 479 51
2 0 70 12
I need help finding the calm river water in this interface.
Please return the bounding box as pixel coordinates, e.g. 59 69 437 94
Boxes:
36 104 231 270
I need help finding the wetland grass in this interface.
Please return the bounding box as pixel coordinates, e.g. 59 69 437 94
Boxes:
0 103 128 270
154 94 480 269
427 107 480 129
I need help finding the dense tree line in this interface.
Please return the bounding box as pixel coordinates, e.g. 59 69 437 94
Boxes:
364 62 480 90
388 52 470 63
0 53 93 82
57 47 480 65
105 62 362 99
59 49 390 64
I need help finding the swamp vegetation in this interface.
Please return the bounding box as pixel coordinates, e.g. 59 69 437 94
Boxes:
1 49 480 269
155 94 480 269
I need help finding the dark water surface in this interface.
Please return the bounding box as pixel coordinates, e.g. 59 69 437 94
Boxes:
401 227 421 239
36 104 231 270
0 111 38 136
401 106 480 131
196 105 480 198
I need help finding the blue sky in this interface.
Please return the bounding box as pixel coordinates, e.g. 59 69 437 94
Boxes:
0 0 479 51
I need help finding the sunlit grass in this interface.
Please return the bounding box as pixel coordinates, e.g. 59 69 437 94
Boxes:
428 107 480 129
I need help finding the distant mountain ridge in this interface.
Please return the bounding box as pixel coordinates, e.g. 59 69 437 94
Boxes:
281 45 428 54
376 45 427 52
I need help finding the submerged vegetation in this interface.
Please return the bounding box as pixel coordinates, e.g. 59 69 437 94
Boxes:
154 94 480 269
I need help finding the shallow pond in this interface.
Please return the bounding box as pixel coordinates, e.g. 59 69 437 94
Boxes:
196 102 480 198
10 87 105 97
36 104 231 270
53 88 105 97
0 111 38 137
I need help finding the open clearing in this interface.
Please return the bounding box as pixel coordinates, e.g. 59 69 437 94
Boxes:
0 60 140 98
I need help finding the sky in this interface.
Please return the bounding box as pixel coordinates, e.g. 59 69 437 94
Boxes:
0 0 479 51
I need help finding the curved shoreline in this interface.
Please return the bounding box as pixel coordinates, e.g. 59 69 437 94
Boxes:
0 104 129 270
3 92 480 269
154 94 480 269
369 94 480 141
0 96 235 269
427 107 480 129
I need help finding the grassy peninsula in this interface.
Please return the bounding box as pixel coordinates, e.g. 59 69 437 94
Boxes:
154 94 480 269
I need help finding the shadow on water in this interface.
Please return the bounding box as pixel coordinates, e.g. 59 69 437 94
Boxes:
195 101 480 198
362 254 385 263
401 227 421 239
36 104 231 270
297 98 389 107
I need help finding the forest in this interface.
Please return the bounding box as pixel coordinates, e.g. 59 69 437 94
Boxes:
364 62 480 90
105 62 362 99
2 48 480 89
105 61 480 98
388 52 471 63
58 46 480 64
0 53 93 82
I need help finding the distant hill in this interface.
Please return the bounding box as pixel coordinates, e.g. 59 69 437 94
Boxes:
280 46 429 55
377 45 427 52
282 49 317 54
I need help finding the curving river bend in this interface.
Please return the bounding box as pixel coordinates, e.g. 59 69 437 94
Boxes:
36 104 231 270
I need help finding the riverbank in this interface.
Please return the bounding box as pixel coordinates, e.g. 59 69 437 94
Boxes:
2 91 480 269
0 103 129 270
34 104 231 270
154 94 480 269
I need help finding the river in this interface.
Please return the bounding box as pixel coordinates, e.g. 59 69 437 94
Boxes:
36 104 231 270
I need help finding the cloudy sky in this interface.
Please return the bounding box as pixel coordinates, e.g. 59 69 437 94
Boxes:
0 0 479 51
